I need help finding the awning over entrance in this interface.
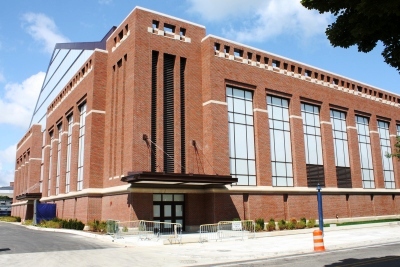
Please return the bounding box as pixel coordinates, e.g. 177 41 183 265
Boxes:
16 193 42 201
121 171 237 187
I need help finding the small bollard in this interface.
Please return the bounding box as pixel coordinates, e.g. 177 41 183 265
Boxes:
313 229 325 252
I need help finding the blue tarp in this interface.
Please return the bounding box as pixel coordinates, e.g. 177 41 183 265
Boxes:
36 203 56 222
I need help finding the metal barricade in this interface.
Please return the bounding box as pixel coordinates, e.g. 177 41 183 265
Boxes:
199 223 219 242
106 219 120 236
114 220 141 239
199 220 255 243
113 220 182 244
138 220 182 244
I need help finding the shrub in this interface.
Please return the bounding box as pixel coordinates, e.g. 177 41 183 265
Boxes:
0 216 21 222
287 222 296 230
295 221 306 229
232 218 241 221
255 218 265 231
89 220 100 232
38 218 85 230
290 218 297 224
307 218 316 228
39 220 61 228
300 217 307 224
278 219 287 230
122 226 128 232
267 218 275 231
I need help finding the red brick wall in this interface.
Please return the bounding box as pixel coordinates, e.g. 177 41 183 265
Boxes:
348 195 374 217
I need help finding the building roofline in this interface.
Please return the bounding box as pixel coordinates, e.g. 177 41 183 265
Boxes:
107 6 205 43
202 34 399 97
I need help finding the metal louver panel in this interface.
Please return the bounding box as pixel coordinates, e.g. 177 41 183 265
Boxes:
180 57 186 173
306 164 325 187
151 51 158 172
163 54 175 173
336 166 352 188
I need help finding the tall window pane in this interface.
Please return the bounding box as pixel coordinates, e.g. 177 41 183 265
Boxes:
55 123 62 195
77 103 86 191
330 110 352 188
40 130 45 193
48 131 54 196
65 114 73 193
267 95 293 187
356 116 375 188
227 87 256 185
302 103 325 187
378 121 395 189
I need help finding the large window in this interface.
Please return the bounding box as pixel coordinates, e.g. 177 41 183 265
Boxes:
267 95 293 186
227 87 256 185
40 130 45 193
356 116 375 188
378 121 395 189
48 131 54 196
301 103 324 187
77 103 86 191
55 123 62 195
330 110 352 188
65 114 73 193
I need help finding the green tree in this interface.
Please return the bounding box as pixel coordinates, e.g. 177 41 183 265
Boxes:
386 136 400 158
301 0 400 72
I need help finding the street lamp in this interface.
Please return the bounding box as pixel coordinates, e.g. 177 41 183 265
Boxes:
317 183 324 232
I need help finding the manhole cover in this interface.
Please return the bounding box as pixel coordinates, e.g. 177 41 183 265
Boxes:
180 260 197 264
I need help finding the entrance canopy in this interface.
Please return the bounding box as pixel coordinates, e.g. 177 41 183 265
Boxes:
16 193 42 201
121 171 237 187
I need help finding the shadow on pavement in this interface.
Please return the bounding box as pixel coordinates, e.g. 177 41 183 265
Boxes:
325 255 400 267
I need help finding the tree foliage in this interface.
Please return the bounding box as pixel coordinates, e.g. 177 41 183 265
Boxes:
301 0 400 72
386 136 400 158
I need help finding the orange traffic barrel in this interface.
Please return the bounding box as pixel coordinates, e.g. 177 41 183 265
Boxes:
313 229 325 252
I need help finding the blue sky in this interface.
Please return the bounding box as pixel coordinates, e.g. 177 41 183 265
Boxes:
1 0 400 186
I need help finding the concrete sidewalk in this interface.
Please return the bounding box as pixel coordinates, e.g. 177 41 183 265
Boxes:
7 221 400 266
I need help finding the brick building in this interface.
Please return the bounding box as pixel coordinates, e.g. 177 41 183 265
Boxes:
12 7 400 229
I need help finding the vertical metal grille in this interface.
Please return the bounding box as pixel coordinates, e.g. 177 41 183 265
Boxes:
151 51 158 172
180 57 186 173
336 166 352 188
163 54 175 173
306 164 325 187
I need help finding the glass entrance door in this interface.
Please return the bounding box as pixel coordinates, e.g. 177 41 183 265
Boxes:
153 194 185 230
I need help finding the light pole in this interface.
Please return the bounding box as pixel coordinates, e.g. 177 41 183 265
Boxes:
317 183 324 232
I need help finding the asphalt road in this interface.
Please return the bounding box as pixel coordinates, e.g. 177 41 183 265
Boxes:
0 222 121 254
210 242 400 267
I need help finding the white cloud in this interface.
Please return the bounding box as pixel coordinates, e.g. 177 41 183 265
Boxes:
22 13 69 53
0 144 16 165
187 0 332 43
0 144 16 186
0 72 45 128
